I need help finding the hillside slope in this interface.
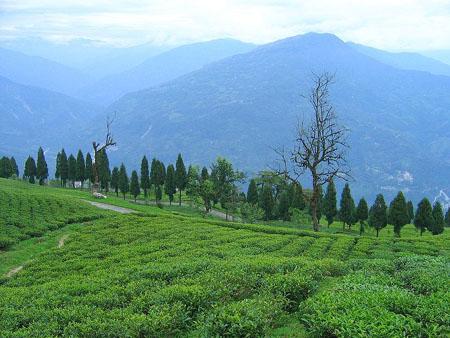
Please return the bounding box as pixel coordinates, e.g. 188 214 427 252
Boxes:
104 33 450 201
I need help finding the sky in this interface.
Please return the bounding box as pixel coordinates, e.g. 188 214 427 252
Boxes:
1 0 449 51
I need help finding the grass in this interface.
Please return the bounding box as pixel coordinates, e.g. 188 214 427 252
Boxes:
0 178 448 337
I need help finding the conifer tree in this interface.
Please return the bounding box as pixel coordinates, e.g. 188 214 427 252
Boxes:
414 198 433 236
36 147 48 185
291 183 305 210
0 157 12 178
59 149 68 187
431 202 445 235
388 191 410 237
369 194 388 237
68 154 77 187
247 179 258 205
24 156 37 183
278 191 290 221
165 164 176 205
356 198 368 235
445 207 450 228
130 170 140 202
85 153 93 188
407 200 414 223
140 156 150 199
323 179 337 226
76 150 85 188
260 184 274 220
201 166 209 181
118 163 129 199
155 185 162 203
110 167 119 196
55 152 61 181
175 154 187 206
10 157 19 177
98 150 110 192
339 183 354 230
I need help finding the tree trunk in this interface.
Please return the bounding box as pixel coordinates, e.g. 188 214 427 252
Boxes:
376 228 379 237
179 190 182 206
311 176 320 232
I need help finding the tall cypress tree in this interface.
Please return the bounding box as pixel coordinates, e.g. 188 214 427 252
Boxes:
111 167 119 196
76 150 85 188
356 198 368 235
407 200 414 224
24 156 37 183
278 191 290 221
55 152 61 181
201 166 209 181
323 179 337 227
260 184 274 220
140 156 150 199
291 183 305 210
175 154 187 206
118 163 129 199
247 179 258 205
10 157 19 177
339 183 354 230
369 194 388 237
98 150 110 192
414 198 433 236
431 202 445 235
0 157 12 178
388 191 410 237
130 170 140 202
59 149 68 187
445 207 450 228
85 153 93 188
36 147 48 185
165 164 176 205
68 154 77 187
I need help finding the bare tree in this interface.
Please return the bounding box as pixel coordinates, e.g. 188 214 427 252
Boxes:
92 114 116 194
273 73 350 231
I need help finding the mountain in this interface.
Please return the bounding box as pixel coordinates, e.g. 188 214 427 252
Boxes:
0 75 101 166
103 33 450 202
0 47 92 97
80 39 256 105
348 42 450 76
421 50 450 66
0 37 167 79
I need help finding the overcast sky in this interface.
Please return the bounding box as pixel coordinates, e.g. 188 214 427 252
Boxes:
1 0 449 51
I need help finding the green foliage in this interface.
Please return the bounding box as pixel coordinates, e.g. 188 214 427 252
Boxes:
240 202 264 223
388 191 409 237
247 179 258 205
175 154 187 205
36 147 48 185
85 152 93 185
0 156 13 178
369 194 388 237
445 207 450 227
118 163 129 199
23 156 36 184
278 191 291 221
75 150 85 185
414 198 433 236
339 183 355 228
431 202 445 235
110 167 119 196
140 156 150 198
290 183 305 210
164 164 176 205
130 170 140 202
97 150 110 191
59 149 68 186
260 184 275 220
67 154 77 187
323 179 337 226
407 200 414 223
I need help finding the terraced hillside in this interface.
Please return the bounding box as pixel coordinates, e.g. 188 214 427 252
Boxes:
0 181 448 338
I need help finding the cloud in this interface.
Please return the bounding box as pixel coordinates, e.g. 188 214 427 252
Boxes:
0 0 449 50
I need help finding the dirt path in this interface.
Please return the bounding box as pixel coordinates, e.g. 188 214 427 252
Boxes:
86 201 136 214
6 265 23 277
58 235 69 248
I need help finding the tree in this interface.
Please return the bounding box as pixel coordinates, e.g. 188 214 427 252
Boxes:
445 207 450 228
339 184 354 230
151 159 165 203
155 185 162 203
431 202 445 235
118 163 129 199
111 167 119 197
92 115 116 193
388 191 410 237
68 155 77 187
10 157 19 177
356 198 368 235
369 194 388 237
247 179 258 205
36 147 48 185
0 157 12 178
59 149 68 187
241 203 264 224
323 179 337 227
175 154 187 206
310 185 323 222
165 164 176 205
55 152 61 181
407 200 414 224
130 170 140 202
278 191 290 221
414 198 433 236
140 156 150 200
290 183 305 210
98 149 110 192
24 156 36 183
260 184 274 221
274 73 350 231
76 150 85 188
85 153 93 188
201 166 209 181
